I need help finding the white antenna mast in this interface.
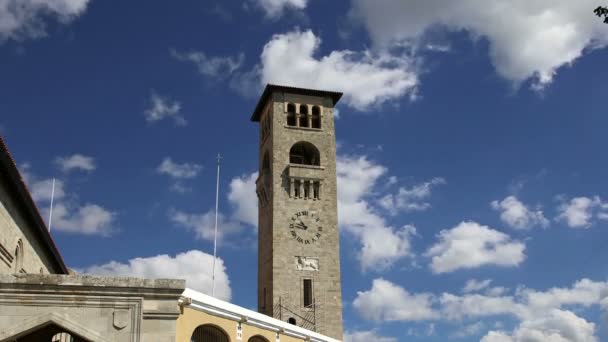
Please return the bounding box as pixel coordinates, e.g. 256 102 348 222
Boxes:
48 178 55 232
212 154 222 297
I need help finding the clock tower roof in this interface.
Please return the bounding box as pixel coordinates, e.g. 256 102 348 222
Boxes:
250 84 343 122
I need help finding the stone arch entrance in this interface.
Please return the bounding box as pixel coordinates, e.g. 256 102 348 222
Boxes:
190 324 230 342
0 313 110 342
12 324 87 342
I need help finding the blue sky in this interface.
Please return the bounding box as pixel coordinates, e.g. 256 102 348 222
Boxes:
2 0 608 341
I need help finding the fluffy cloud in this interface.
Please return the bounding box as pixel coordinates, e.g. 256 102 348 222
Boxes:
426 221 526 273
491 196 549 230
169 209 243 242
169 171 258 242
350 0 608 89
344 330 397 342
257 30 418 110
227 172 258 227
249 0 308 18
157 157 202 179
353 278 438 321
82 250 231 301
156 157 203 193
46 202 116 235
463 279 493 293
20 163 116 235
171 49 244 79
482 309 597 342
55 154 96 173
556 196 607 228
337 155 417 270
0 0 89 41
144 92 186 126
379 177 445 214
353 277 608 340
20 164 66 202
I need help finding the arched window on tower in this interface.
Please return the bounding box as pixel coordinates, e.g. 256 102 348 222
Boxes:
311 106 321 129
299 104 309 127
289 142 320 166
286 103 297 126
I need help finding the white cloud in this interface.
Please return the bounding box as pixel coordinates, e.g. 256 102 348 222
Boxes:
379 177 445 214
0 0 89 42
353 278 438 321
171 49 244 79
351 277 608 340
227 172 258 227
144 92 186 126
157 157 202 179
344 330 396 342
256 30 418 110
426 221 526 273
169 209 243 242
481 331 515 342
491 196 549 230
55 154 96 173
463 279 493 293
452 321 486 338
19 165 66 202
47 202 116 235
337 155 416 270
350 0 608 89
20 163 116 235
556 196 605 228
440 292 526 321
250 0 308 18
81 250 231 301
482 309 597 342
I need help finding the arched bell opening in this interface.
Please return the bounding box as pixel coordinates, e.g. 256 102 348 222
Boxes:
289 142 320 166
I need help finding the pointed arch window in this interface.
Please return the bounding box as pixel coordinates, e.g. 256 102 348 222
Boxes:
14 239 24 272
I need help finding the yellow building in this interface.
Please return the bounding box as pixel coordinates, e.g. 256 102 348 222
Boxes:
178 288 341 342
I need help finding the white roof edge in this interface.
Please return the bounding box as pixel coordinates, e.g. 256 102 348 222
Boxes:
182 288 342 342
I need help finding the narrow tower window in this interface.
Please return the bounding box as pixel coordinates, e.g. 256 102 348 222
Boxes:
287 103 297 126
303 181 310 199
313 182 320 199
312 106 321 129
294 179 301 198
303 278 313 308
299 105 309 127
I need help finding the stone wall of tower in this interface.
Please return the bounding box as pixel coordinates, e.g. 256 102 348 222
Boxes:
258 100 274 316
261 91 343 340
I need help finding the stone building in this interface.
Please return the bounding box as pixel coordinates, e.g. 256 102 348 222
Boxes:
0 136 185 342
0 84 345 342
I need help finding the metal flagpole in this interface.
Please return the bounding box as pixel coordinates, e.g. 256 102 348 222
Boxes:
212 154 222 297
48 178 55 232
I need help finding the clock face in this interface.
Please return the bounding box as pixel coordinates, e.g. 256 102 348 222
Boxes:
289 210 322 245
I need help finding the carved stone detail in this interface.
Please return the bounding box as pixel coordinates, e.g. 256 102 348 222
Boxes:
295 256 319 271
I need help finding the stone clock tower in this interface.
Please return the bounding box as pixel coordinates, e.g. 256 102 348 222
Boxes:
251 84 343 339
